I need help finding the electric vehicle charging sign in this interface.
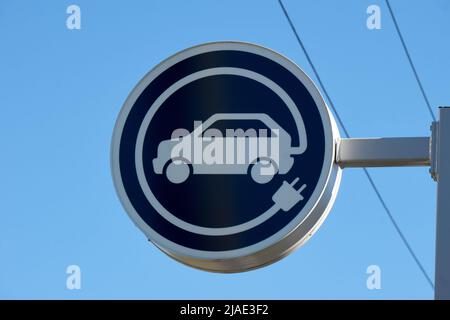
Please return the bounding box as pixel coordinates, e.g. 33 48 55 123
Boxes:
111 42 341 272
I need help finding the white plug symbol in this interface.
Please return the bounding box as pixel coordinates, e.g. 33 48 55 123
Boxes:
272 177 307 212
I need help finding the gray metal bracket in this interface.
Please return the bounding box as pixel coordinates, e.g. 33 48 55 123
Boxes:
336 137 430 168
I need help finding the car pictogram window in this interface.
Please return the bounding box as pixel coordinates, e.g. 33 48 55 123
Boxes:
202 119 277 138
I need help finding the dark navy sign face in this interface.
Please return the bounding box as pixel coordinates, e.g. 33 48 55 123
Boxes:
112 42 337 265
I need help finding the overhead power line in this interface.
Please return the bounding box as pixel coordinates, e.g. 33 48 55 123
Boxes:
385 0 436 121
277 0 434 290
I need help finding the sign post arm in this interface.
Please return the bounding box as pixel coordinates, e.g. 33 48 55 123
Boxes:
336 137 430 168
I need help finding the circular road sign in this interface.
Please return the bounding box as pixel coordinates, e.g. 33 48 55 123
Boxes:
111 41 341 273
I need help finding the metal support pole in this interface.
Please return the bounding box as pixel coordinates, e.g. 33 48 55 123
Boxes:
435 107 450 300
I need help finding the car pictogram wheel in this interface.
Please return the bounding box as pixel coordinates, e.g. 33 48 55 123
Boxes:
165 159 191 184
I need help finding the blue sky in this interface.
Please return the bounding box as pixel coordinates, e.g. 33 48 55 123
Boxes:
1 0 449 299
